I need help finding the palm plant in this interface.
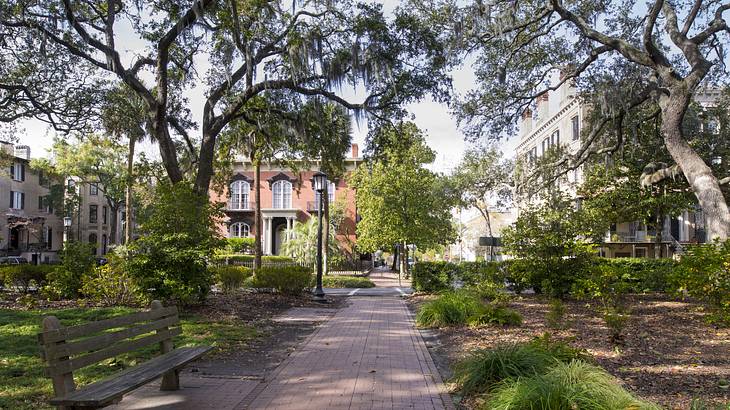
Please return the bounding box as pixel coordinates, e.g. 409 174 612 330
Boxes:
282 219 340 267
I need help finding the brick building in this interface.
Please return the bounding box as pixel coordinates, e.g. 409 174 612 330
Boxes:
212 144 362 256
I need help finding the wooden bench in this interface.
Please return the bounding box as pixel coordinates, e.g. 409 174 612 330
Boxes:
38 300 213 410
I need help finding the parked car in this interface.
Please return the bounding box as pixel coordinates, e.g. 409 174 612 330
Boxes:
0 256 29 265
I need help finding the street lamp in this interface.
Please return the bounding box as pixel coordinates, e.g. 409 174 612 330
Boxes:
63 216 72 243
312 171 327 302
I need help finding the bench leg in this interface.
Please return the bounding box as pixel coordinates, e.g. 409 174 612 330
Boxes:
160 369 180 391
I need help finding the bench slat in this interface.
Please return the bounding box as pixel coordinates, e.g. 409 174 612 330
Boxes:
43 315 180 362
49 346 213 407
39 306 178 344
45 327 182 377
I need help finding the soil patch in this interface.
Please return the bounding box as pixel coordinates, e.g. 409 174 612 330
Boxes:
407 293 730 409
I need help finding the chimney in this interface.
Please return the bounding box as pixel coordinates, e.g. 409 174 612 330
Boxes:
14 145 30 160
351 143 359 159
520 108 533 137
536 92 549 123
559 66 576 102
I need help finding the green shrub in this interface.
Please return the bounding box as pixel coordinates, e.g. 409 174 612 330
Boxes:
210 265 252 292
601 257 675 292
46 241 96 298
81 249 141 306
411 261 455 292
251 265 313 295
416 291 483 327
459 261 505 287
127 183 225 305
603 307 631 344
320 276 375 288
672 240 730 319
470 280 512 305
452 335 590 397
486 360 659 410
572 262 635 309
468 304 523 327
225 237 255 253
0 265 54 292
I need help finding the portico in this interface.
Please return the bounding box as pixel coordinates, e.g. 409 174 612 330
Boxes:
261 209 298 255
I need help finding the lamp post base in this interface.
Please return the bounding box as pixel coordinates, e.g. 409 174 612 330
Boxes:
312 287 327 303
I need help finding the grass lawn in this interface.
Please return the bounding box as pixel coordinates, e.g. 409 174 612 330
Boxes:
0 306 258 410
321 275 375 288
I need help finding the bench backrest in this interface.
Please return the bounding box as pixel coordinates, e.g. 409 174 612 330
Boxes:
38 300 179 397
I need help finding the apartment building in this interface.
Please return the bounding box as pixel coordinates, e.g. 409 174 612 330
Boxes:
0 142 64 263
211 144 362 256
515 78 716 258
65 177 125 257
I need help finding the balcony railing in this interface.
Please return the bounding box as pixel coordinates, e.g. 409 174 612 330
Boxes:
227 200 253 211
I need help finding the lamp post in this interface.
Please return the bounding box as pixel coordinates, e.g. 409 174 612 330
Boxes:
63 216 72 244
312 171 327 302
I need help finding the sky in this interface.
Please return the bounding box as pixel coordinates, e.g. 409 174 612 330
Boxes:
11 0 522 174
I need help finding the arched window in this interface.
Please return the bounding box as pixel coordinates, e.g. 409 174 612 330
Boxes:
88 233 98 256
229 222 250 238
315 181 336 206
272 180 292 209
230 180 250 210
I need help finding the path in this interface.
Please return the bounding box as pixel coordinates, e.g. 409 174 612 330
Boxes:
110 271 451 410
243 297 450 409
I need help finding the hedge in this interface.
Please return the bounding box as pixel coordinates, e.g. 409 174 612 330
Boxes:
412 257 677 295
251 265 313 295
0 265 55 292
213 254 295 264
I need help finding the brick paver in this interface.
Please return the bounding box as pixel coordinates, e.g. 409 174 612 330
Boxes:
242 297 452 410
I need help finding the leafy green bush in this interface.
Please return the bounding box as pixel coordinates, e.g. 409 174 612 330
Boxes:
0 265 54 292
600 257 676 292
320 276 375 288
411 261 455 292
486 360 659 410
127 183 225 305
81 248 141 306
451 335 590 397
458 261 505 287
46 241 96 298
603 307 631 344
210 265 252 292
470 280 512 305
546 298 567 329
468 304 522 327
251 265 313 295
225 237 255 253
672 240 730 319
416 291 484 327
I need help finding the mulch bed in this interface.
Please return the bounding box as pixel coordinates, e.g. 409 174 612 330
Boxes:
408 293 730 409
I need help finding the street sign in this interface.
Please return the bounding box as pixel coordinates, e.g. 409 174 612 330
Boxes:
479 236 502 247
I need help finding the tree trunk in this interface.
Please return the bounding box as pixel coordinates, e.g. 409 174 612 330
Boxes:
655 212 663 259
194 130 216 196
108 202 120 248
323 184 330 276
125 137 136 244
253 158 262 270
150 117 183 184
391 244 399 271
659 90 730 241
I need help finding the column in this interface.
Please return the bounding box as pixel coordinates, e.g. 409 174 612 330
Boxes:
262 217 269 255
266 217 273 255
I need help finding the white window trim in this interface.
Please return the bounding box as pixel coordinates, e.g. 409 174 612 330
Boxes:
230 180 250 210
272 180 292 209
229 222 251 238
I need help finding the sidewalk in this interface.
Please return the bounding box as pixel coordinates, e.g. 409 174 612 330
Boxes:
243 297 451 409
111 294 451 410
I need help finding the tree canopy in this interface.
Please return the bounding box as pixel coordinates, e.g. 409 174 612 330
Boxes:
352 122 456 258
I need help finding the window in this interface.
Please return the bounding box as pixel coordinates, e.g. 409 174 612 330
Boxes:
10 191 24 209
551 130 559 147
272 180 292 209
89 205 98 224
38 195 45 211
571 116 580 140
44 227 53 250
38 170 49 187
315 181 336 205
90 183 98 195
541 138 548 155
229 222 250 238
230 180 250 209
38 195 52 212
102 206 108 224
102 234 107 255
88 233 97 255
10 162 25 182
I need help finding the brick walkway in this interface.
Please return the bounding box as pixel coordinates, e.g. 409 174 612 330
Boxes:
111 296 451 409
